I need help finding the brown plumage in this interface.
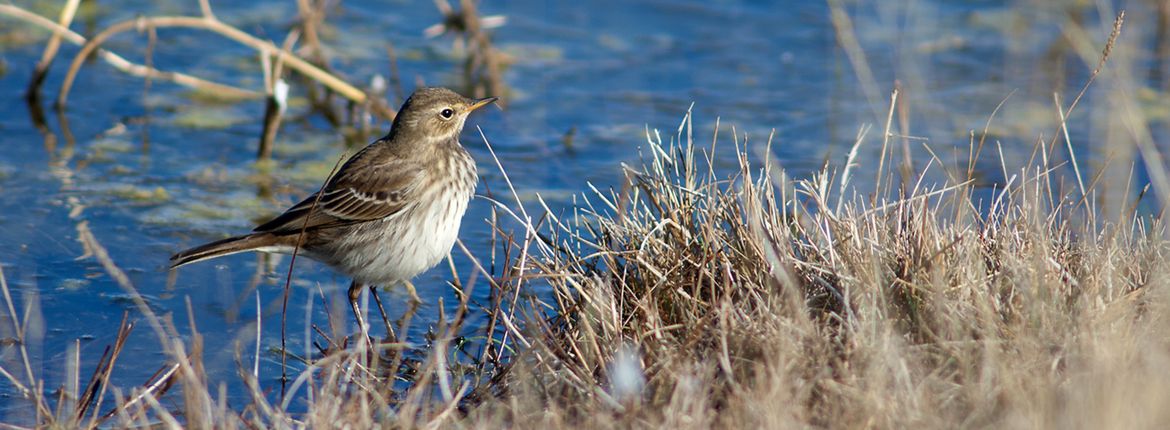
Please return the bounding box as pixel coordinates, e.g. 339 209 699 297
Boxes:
170 87 496 334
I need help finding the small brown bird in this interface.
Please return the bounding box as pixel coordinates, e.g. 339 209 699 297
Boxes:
171 87 496 333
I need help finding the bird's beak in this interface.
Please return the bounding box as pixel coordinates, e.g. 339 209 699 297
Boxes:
468 96 499 112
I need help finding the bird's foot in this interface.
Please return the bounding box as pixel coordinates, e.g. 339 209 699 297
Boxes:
347 281 374 348
368 285 397 341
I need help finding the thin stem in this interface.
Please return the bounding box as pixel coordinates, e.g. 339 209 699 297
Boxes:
56 15 367 108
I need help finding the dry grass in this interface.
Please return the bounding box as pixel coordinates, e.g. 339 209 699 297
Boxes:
6 98 1170 428
503 112 1170 429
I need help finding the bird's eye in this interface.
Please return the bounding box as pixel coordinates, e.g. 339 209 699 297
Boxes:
440 108 454 119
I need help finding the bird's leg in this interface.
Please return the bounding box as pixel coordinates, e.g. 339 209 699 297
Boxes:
402 280 422 303
347 281 373 347
368 285 397 342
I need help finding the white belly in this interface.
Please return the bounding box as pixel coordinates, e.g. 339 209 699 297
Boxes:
330 193 469 286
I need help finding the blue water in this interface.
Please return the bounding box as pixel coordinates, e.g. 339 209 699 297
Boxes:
0 0 1158 422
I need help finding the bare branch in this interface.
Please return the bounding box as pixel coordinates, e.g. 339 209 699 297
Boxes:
54 15 368 108
0 5 259 100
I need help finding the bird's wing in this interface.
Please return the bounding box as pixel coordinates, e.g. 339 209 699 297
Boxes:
254 154 422 233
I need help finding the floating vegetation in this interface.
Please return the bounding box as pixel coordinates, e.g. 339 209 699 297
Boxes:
170 105 251 129
105 185 170 204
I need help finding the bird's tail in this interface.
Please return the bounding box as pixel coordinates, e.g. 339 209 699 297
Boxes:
169 233 288 269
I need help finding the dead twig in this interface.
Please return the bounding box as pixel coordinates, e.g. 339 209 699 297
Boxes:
24 0 81 101
0 4 259 100
257 30 300 161
56 14 369 110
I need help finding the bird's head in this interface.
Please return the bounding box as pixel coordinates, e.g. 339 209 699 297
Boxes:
389 87 497 145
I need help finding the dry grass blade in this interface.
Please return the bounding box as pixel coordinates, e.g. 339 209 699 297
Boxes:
76 312 133 426
1052 11 1125 200
0 266 52 419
